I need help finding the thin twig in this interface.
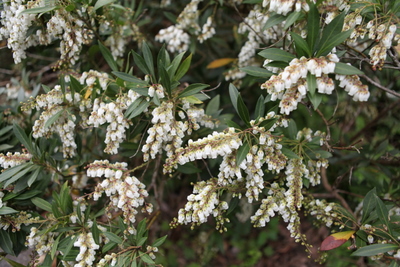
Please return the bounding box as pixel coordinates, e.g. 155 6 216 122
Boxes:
361 74 400 98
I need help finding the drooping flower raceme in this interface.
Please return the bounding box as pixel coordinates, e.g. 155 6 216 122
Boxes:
87 160 152 225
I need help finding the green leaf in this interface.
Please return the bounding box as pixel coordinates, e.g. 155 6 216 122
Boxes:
152 235 167 247
132 50 151 75
284 11 302 31
112 71 148 86
175 53 192 81
309 92 323 110
229 83 239 115
258 118 277 131
4 164 35 187
254 95 265 120
102 241 117 254
127 99 149 120
140 253 155 264
0 163 30 183
179 83 209 98
240 66 273 78
315 11 350 56
206 95 220 116
168 52 185 78
290 31 311 57
281 147 300 159
94 0 116 10
137 236 148 246
137 219 147 240
103 232 124 244
99 42 119 72
27 166 42 187
141 42 155 78
258 48 296 62
31 197 52 212
44 109 63 129
361 188 377 224
264 61 289 69
0 230 14 256
0 207 18 215
61 235 78 260
307 73 317 96
287 118 298 139
236 140 250 165
1 258 26 267
159 65 171 97
334 62 364 75
20 4 59 15
307 2 320 53
263 13 286 31
237 95 250 126
13 189 42 200
374 195 393 235
13 123 34 153
351 243 399 257
51 234 62 259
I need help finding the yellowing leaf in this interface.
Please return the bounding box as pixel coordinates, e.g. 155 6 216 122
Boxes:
207 58 236 69
84 88 92 99
183 96 203 104
320 230 355 251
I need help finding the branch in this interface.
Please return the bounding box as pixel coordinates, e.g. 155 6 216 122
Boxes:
361 74 400 98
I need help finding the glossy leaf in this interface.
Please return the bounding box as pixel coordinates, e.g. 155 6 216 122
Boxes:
31 197 53 212
258 118 277 131
13 123 34 154
141 42 155 78
179 83 209 98
240 66 273 78
0 230 14 256
284 11 302 30
20 4 59 15
254 95 265 120
207 58 236 69
375 195 393 236
334 62 364 75
307 2 320 53
351 243 399 256
140 253 155 264
99 42 119 72
290 31 311 57
236 140 250 165
263 14 286 31
307 73 317 96
237 95 250 126
94 0 115 10
309 92 323 110
320 231 355 251
127 99 150 120
281 147 300 159
0 207 18 215
229 83 239 114
103 232 123 244
44 109 63 129
112 71 148 86
152 235 168 247
175 53 192 81
132 50 151 75
168 51 185 77
361 188 377 224
258 48 296 62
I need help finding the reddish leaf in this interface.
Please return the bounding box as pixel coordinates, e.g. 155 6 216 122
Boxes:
320 231 355 251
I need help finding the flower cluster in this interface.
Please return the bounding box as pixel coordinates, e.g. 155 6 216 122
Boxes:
26 220 59 256
87 160 152 225
225 5 284 81
198 16 216 43
172 178 229 231
261 55 369 114
73 232 100 267
0 151 32 169
164 127 242 173
143 97 217 161
87 90 140 154
26 86 81 157
156 25 191 53
262 0 310 16
0 0 41 63
304 197 339 228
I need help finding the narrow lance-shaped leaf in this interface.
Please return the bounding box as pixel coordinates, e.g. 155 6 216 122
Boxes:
306 1 320 53
374 195 393 236
284 11 302 31
94 0 115 10
168 51 185 77
240 66 273 78
254 95 265 120
175 53 192 81
290 31 312 57
237 95 251 126
99 42 119 72
229 83 239 114
351 243 399 257
127 99 150 120
13 123 34 153
263 13 286 31
141 42 155 78
207 58 236 69
132 50 151 75
334 62 364 75
236 140 250 165
31 197 52 212
112 71 149 86
44 109 63 129
258 48 296 62
178 83 209 98
0 207 19 215
361 188 377 224
309 92 323 110
307 72 317 96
